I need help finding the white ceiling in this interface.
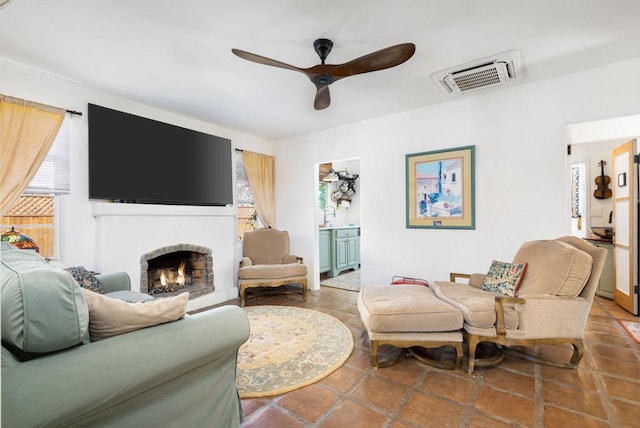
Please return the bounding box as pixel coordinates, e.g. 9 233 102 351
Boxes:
1 0 640 140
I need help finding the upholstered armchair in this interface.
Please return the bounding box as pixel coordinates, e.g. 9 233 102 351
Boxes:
430 236 607 373
237 228 308 306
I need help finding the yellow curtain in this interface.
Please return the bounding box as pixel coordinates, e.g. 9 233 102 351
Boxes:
243 150 275 228
0 94 65 215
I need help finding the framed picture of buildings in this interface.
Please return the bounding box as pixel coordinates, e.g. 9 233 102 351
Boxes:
405 145 475 229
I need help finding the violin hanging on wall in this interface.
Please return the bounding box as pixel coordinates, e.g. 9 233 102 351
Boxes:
594 160 612 200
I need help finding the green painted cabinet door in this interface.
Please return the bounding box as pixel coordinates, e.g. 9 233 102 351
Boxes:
319 230 331 273
335 237 349 271
329 228 360 277
346 237 359 267
586 239 614 299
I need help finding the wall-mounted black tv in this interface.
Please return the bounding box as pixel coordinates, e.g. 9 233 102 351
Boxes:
88 104 233 206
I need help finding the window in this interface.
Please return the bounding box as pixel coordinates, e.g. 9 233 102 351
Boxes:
236 150 256 238
570 162 586 237
318 182 328 209
1 117 70 258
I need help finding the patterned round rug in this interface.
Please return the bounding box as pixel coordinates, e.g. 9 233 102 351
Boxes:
236 305 354 398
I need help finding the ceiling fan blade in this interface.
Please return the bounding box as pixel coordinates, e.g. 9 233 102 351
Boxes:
314 85 331 110
331 43 416 77
231 48 304 74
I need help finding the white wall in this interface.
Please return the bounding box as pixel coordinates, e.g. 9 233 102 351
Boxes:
1 59 274 310
5 56 640 299
275 58 640 290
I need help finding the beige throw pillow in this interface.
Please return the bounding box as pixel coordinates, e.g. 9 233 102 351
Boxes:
513 240 592 297
81 289 188 341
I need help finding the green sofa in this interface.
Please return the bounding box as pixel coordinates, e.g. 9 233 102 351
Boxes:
1 245 250 427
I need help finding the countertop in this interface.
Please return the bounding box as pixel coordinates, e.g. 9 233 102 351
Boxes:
319 225 360 230
584 237 613 244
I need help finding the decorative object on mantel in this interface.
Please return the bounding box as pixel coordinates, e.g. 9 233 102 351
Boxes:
1 226 39 252
406 145 475 229
236 305 353 398
594 160 612 200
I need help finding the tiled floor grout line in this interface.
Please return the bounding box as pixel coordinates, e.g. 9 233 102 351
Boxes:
587 299 623 427
533 361 544 427
382 362 432 427
458 370 484 428
238 290 640 427
311 368 374 427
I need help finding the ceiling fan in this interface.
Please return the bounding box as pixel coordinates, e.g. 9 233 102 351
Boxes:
231 39 416 110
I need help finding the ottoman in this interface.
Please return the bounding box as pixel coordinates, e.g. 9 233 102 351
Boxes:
358 283 464 369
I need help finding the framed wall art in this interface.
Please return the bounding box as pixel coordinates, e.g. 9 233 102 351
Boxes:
406 145 475 229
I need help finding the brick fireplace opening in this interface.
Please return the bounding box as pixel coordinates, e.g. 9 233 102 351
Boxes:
140 244 213 299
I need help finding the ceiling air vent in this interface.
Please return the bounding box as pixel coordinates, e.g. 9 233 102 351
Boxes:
432 50 521 95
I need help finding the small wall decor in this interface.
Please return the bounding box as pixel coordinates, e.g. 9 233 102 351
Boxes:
594 160 612 199
618 172 627 187
406 145 475 229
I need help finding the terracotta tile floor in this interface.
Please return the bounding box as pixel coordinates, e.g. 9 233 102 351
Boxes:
223 286 640 427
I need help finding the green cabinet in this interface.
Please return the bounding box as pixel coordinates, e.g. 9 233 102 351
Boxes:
328 227 360 278
319 229 331 274
586 240 614 299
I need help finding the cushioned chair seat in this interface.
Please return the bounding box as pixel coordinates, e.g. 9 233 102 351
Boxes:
238 228 308 306
359 284 463 333
437 236 607 374
430 281 519 330
237 263 307 280
358 284 464 369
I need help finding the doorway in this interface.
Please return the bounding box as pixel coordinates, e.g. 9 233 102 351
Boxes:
567 115 640 314
317 158 361 292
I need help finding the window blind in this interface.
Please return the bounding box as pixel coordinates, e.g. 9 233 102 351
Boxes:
26 116 70 194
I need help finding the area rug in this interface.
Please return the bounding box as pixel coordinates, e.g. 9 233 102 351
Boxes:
320 270 361 291
236 305 354 398
619 320 640 343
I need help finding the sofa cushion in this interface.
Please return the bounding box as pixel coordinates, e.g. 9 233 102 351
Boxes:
431 281 519 330
238 263 307 280
481 260 527 297
1 248 89 358
106 290 156 303
358 284 463 333
82 289 188 341
512 240 593 297
64 266 105 294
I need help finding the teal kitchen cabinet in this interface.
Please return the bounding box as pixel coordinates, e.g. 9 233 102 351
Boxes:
329 227 360 278
319 229 331 274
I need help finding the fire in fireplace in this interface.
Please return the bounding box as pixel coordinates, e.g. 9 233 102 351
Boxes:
140 245 213 298
149 256 192 294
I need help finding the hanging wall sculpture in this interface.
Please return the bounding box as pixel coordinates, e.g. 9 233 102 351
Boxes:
330 170 359 207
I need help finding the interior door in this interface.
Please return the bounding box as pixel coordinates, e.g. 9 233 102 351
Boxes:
612 139 638 314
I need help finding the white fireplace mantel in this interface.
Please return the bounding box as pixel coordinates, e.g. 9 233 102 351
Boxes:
92 202 236 218
92 202 239 311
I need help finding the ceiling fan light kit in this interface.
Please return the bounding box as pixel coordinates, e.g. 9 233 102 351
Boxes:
232 39 416 110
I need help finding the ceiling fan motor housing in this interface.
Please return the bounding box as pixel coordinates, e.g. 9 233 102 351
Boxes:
313 38 334 64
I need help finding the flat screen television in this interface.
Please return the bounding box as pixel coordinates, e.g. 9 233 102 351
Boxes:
88 104 233 206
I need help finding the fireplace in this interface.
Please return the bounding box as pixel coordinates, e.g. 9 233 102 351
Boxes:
140 244 213 298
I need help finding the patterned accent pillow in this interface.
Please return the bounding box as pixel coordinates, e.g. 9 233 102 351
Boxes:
481 260 527 297
64 266 105 294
